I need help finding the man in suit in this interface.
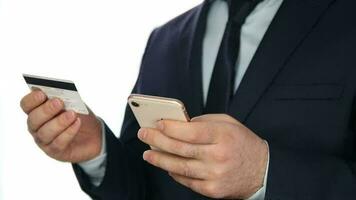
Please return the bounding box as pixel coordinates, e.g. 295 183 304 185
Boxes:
20 0 356 199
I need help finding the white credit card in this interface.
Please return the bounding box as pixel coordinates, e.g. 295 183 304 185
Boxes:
23 74 89 115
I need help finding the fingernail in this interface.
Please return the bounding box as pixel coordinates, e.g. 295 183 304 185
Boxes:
65 111 75 121
138 129 147 140
52 99 62 109
143 151 150 161
31 86 40 91
156 121 164 131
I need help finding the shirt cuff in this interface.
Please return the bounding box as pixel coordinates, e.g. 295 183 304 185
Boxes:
246 140 270 200
77 118 107 187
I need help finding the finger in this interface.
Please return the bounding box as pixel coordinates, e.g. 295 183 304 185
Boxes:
143 150 208 179
27 98 64 133
35 111 77 145
191 114 241 126
44 118 81 156
137 128 207 159
169 173 209 197
156 120 219 144
20 90 47 114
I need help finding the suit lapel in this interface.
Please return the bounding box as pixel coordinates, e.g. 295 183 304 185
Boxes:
180 1 210 118
228 0 335 122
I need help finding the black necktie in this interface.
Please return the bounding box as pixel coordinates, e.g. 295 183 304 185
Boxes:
204 0 263 114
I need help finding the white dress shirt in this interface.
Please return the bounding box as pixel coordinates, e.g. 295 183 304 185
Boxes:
79 0 283 199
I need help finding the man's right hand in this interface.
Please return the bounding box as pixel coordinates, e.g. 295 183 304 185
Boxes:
20 89 103 163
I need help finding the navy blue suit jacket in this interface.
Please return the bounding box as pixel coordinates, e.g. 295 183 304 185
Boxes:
73 0 356 199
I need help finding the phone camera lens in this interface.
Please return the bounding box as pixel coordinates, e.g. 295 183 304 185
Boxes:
131 101 140 107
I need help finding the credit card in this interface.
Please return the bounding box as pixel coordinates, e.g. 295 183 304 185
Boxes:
23 74 89 115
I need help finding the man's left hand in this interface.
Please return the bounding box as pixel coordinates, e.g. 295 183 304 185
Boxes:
137 114 268 199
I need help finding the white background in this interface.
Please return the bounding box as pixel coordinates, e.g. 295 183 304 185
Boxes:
0 0 201 199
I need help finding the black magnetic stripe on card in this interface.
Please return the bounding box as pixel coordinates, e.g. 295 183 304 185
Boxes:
23 76 77 91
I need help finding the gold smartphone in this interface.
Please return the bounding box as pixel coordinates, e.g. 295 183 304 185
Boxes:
128 94 190 129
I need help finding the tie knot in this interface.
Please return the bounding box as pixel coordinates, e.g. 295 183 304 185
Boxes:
226 0 263 24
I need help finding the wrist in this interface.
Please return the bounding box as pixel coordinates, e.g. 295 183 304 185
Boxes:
77 114 104 161
90 117 106 158
241 139 269 199
257 140 269 188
